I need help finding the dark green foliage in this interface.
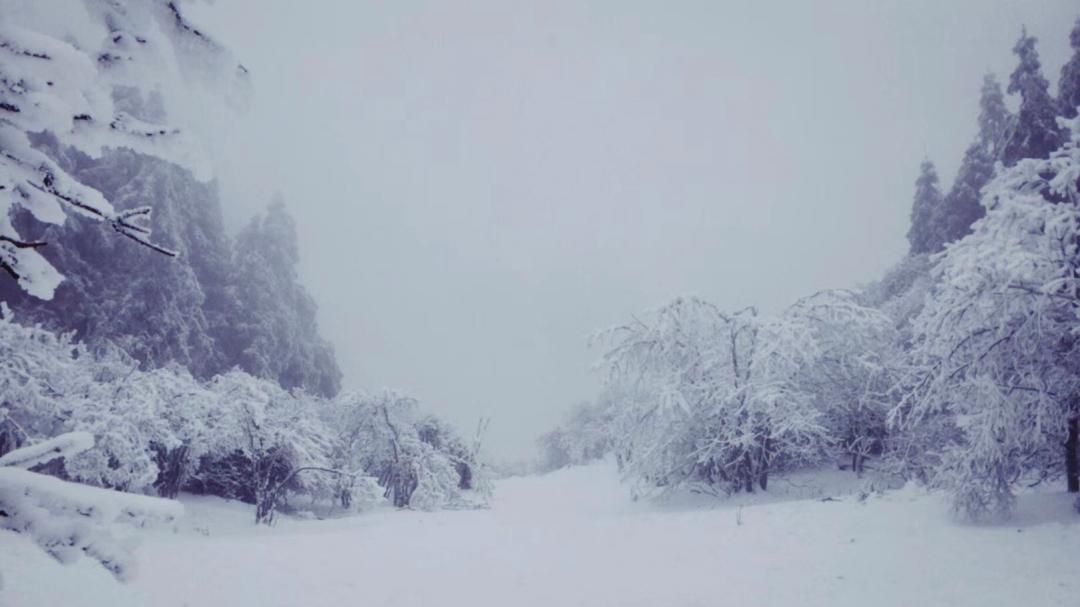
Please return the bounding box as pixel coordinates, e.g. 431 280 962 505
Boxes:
0 147 342 397
906 160 946 255
221 199 342 397
1059 17 1080 119
940 75 1010 245
1001 29 1064 165
0 143 227 378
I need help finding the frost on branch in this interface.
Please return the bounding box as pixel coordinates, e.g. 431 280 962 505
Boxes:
0 0 249 298
325 390 490 511
897 115 1080 520
595 297 827 496
0 431 93 469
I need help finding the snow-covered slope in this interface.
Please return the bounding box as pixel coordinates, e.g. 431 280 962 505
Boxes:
3 462 1078 606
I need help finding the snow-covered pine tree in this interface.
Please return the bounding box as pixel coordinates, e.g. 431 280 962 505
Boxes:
0 147 229 377
1001 28 1065 166
0 0 247 299
222 198 342 397
941 74 1010 244
906 160 947 254
899 115 1080 520
1058 17 1080 120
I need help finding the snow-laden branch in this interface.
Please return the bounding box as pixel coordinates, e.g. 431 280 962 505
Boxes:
0 0 249 299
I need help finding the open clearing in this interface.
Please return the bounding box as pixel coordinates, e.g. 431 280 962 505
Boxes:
3 462 1078 607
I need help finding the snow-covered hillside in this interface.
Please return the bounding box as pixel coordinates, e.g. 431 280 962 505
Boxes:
3 462 1077 607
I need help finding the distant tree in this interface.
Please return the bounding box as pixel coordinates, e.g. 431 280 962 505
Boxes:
537 399 614 472
222 199 342 397
859 253 934 348
906 160 946 254
325 390 486 510
0 0 247 299
1001 28 1064 165
940 74 1010 244
1058 17 1080 119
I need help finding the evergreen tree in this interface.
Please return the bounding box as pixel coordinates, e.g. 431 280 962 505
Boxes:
1059 17 1080 119
223 198 342 397
0 146 228 378
1001 28 1064 165
0 0 247 299
906 160 946 255
940 74 1010 244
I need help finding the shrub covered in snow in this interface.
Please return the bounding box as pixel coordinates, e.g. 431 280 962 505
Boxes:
327 390 490 510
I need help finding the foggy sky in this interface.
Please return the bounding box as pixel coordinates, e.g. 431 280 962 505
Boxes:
187 0 1078 460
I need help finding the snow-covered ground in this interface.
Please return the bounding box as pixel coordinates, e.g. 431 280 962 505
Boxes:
3 462 1078 606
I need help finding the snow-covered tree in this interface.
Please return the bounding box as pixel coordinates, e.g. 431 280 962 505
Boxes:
0 0 247 299
899 115 1080 520
787 290 901 474
537 399 614 472
1058 17 1080 120
941 74 1010 244
0 147 234 378
201 371 337 524
222 198 342 397
596 297 830 496
907 160 947 254
1001 28 1064 166
859 253 934 348
0 302 219 496
325 390 486 510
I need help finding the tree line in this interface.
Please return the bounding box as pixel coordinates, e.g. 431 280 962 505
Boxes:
542 20 1080 521
0 0 490 581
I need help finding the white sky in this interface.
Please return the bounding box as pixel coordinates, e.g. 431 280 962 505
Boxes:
187 0 1078 460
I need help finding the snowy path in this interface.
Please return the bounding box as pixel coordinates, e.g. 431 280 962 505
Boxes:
3 463 1079 606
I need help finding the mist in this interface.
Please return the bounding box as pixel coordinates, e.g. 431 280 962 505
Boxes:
187 0 1076 460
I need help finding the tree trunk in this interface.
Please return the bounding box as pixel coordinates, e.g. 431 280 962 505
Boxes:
1066 417 1079 494
742 451 754 493
155 445 189 499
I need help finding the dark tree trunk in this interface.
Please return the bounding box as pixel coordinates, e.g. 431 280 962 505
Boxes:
742 451 754 493
1066 417 1079 494
154 445 189 499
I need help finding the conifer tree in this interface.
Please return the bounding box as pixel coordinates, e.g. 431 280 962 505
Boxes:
1059 17 1080 119
940 74 1010 244
1001 28 1064 165
906 160 946 255
223 198 342 397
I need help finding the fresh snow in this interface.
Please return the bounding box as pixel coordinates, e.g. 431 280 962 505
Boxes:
2 462 1078 606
